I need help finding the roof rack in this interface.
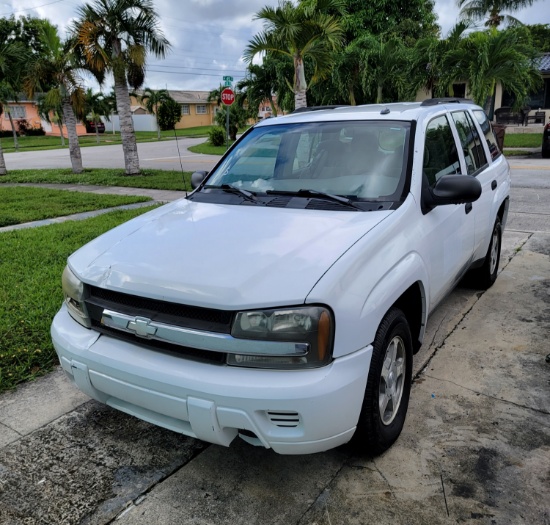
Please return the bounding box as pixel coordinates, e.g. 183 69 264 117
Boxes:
421 97 474 106
292 105 349 114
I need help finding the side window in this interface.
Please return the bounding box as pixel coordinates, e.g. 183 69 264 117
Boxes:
423 115 461 187
472 109 501 160
451 111 488 175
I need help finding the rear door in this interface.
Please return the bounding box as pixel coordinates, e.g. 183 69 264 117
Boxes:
450 109 493 257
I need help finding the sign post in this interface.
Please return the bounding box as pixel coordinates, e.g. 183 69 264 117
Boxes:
221 87 235 150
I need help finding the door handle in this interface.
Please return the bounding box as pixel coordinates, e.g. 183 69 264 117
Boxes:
491 180 497 190
465 202 473 214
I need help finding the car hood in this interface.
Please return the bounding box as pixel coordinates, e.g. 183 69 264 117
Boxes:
70 199 391 309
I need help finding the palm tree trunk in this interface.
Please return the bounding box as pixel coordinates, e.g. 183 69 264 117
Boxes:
295 90 307 110
268 96 278 117
0 140 7 175
58 117 65 147
62 98 83 174
376 85 383 104
155 103 161 140
7 112 18 152
95 122 100 144
114 70 140 175
294 55 308 110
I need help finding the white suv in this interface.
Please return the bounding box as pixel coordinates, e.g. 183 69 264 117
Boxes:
52 99 510 455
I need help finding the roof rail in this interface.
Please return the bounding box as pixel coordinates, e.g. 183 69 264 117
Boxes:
421 97 474 106
292 105 349 114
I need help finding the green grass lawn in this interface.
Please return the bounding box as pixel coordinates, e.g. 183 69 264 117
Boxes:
0 186 151 227
0 205 160 393
503 133 543 148
0 168 193 191
188 141 235 155
0 126 215 153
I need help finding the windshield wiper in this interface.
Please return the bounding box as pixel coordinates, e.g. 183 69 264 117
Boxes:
204 184 265 205
266 189 362 210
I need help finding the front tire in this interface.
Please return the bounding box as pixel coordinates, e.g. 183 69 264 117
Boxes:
353 307 413 455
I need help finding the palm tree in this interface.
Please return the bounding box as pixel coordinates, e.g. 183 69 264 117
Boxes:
244 0 345 110
438 27 540 112
36 95 66 146
84 88 111 144
407 21 472 100
237 61 280 117
457 0 536 28
73 0 170 175
139 87 171 139
360 37 409 104
25 21 85 173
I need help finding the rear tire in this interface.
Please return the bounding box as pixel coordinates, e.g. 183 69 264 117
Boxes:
471 218 502 290
353 307 413 455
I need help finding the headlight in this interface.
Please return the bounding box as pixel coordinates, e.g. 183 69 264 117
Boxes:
62 265 91 328
228 306 333 369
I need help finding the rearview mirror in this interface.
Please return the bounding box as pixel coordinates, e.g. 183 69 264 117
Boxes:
191 171 208 189
424 175 481 209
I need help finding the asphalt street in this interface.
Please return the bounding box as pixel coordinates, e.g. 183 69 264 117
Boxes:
3 137 223 173
0 150 548 525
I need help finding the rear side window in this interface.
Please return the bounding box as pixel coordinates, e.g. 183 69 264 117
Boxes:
451 111 488 174
472 109 501 160
423 115 460 187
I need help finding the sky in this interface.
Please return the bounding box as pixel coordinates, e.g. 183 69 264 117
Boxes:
1 0 549 93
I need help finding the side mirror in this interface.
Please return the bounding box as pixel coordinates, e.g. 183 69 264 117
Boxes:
191 170 208 189
424 174 481 209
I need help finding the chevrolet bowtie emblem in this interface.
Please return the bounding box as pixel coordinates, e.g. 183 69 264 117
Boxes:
127 317 157 338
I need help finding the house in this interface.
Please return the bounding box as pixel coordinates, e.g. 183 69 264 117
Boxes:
257 96 284 120
129 90 217 129
2 96 89 137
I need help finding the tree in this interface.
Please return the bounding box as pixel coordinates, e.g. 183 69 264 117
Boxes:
244 0 344 110
0 41 30 155
407 21 472 100
214 104 249 141
83 89 111 144
237 60 280 117
25 21 85 173
156 96 181 131
0 16 51 60
361 38 410 103
36 95 66 146
527 24 550 52
310 0 440 106
0 41 26 174
139 87 172 138
457 0 536 28
441 27 541 111
74 0 170 175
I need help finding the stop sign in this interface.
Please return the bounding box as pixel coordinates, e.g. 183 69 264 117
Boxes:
221 88 235 106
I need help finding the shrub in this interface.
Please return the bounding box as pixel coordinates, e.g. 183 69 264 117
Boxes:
14 119 45 136
208 127 226 146
25 125 46 136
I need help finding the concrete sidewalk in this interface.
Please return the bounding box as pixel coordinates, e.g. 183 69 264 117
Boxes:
0 184 186 233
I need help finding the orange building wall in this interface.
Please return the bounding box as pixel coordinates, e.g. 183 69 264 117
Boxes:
2 101 88 137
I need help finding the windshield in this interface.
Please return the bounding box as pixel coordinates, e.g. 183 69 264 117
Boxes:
206 120 410 201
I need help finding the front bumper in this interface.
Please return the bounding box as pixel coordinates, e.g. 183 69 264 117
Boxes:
52 306 372 454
